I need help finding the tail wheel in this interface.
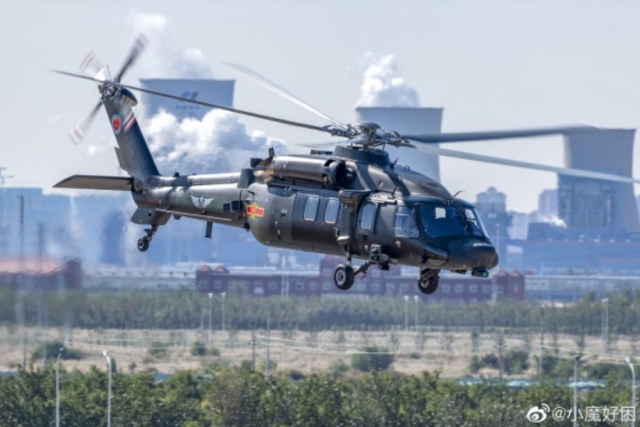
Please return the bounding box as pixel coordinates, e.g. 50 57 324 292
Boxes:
418 274 439 295
333 264 355 291
137 237 150 252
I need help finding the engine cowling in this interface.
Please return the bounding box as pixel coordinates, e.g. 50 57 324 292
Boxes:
268 156 348 187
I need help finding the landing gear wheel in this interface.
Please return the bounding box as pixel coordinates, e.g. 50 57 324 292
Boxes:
137 237 150 252
418 274 439 295
333 264 355 291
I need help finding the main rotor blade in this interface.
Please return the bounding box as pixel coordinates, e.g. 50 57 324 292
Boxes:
414 144 640 185
115 33 148 83
53 70 335 135
69 101 102 144
223 62 348 130
403 126 594 144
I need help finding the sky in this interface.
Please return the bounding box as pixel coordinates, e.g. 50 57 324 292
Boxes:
2 0 640 212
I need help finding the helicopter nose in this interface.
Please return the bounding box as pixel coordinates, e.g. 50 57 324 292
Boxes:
448 240 499 270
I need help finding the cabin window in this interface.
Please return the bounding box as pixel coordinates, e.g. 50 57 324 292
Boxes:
394 206 419 238
360 203 377 232
324 198 340 224
303 196 320 221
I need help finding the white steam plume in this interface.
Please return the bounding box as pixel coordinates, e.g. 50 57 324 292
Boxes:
143 109 285 174
356 53 420 108
128 11 213 78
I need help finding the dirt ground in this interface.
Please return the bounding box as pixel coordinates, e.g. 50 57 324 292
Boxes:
0 326 634 378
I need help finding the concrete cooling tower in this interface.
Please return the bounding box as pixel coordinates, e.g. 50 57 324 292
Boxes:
139 79 235 120
355 107 443 181
559 128 639 233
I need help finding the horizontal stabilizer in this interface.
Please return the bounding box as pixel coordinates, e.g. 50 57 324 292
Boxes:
54 175 133 191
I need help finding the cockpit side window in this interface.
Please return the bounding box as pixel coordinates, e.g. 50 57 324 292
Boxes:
465 208 487 237
420 204 466 238
419 204 487 238
359 203 377 232
394 206 419 238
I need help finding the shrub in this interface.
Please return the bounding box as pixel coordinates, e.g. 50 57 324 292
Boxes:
351 346 394 372
329 359 350 378
148 341 169 359
32 341 83 362
287 369 305 381
503 350 529 375
190 341 207 357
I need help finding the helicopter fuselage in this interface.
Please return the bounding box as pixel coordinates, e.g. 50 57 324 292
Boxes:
132 145 499 276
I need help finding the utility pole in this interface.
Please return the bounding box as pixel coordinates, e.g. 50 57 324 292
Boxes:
0 167 13 253
18 195 26 367
539 308 544 376
403 295 409 332
38 222 47 364
208 293 213 345
103 350 112 427
221 292 226 333
602 298 609 354
573 354 581 427
413 295 419 331
496 334 505 384
265 311 271 379
251 332 256 371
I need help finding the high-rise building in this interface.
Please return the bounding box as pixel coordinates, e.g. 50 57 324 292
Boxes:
474 187 511 262
538 189 558 218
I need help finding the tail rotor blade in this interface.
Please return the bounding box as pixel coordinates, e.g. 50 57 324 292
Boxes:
115 33 148 82
69 101 101 144
78 50 105 78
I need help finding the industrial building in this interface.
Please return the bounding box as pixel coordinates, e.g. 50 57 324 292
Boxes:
139 78 235 120
558 129 639 234
355 107 442 181
0 257 82 291
195 256 526 303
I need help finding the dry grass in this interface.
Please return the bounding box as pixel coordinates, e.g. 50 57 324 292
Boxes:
0 326 633 378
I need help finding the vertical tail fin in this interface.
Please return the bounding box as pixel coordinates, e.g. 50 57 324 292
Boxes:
103 88 159 180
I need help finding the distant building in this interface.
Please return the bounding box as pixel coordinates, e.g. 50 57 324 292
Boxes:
559 128 638 235
475 187 512 264
0 188 71 258
355 107 442 181
0 257 82 291
538 189 558 218
139 79 235 120
195 256 526 303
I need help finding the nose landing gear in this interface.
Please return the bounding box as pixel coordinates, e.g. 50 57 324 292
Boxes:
418 268 440 295
137 225 158 252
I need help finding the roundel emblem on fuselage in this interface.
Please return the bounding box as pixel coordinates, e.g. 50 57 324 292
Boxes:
111 114 122 135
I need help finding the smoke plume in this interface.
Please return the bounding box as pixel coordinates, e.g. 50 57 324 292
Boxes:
143 109 285 174
128 11 213 78
356 53 420 108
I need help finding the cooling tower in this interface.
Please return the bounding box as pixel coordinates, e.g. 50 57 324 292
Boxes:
355 107 443 181
559 128 639 233
139 79 235 120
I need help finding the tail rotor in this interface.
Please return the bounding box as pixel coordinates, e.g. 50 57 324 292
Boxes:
68 34 148 144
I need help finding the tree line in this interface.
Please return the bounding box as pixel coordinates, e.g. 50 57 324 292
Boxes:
0 363 636 427
0 285 637 335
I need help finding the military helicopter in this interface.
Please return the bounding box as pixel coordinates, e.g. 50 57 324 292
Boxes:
54 36 640 295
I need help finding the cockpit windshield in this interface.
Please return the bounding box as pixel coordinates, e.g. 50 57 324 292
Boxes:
419 204 487 238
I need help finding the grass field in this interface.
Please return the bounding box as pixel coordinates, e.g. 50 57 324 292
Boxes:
0 326 635 378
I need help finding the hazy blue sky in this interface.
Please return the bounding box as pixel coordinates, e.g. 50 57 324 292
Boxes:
2 0 640 212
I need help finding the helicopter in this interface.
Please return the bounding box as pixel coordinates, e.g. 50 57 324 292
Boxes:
53 36 640 295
